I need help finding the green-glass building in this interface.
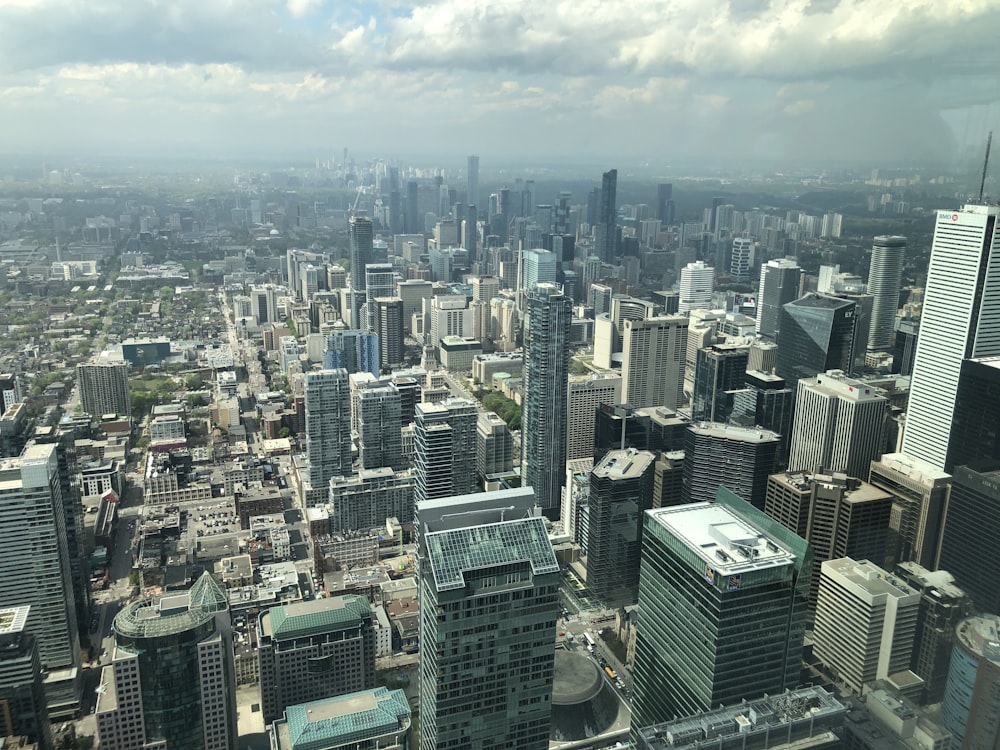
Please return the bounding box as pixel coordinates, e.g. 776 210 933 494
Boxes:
631 488 812 732
96 572 237 750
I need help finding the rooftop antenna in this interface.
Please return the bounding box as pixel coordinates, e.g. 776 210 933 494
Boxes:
979 130 993 203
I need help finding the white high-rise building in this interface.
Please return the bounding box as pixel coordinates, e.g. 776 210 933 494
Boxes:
521 248 557 291
426 295 473 348
756 258 802 340
867 235 907 352
304 369 352 506
813 558 920 696
730 238 754 282
621 315 689 410
566 374 622 460
679 261 714 313
902 204 1000 470
788 370 887 479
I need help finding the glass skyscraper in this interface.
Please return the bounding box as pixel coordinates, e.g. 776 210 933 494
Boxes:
521 283 572 518
631 488 811 730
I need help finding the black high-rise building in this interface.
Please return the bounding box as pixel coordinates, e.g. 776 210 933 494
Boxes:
586 449 655 604
405 181 419 234
656 183 673 223
937 463 1000 615
349 215 373 292
891 316 919 375
596 169 618 263
728 371 795 468
947 357 1000 471
775 293 859 390
691 344 749 423
593 404 688 464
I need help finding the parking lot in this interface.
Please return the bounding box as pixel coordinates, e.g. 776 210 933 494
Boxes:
187 500 240 539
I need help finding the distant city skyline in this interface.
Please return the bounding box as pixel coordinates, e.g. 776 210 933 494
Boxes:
0 1 997 165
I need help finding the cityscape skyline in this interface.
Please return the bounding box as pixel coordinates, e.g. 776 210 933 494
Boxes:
0 1 998 165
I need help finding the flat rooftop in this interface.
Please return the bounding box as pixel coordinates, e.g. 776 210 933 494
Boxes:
822 558 920 601
647 502 795 575
592 448 656 480
955 615 1000 666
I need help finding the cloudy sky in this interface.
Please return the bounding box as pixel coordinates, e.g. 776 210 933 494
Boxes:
1 0 998 166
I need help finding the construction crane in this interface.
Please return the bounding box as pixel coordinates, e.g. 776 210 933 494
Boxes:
350 185 364 215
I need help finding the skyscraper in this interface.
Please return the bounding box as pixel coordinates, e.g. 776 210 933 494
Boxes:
941 615 1000 749
776 293 860 389
756 258 802 340
475 411 513 483
813 558 920 696
257 596 376 725
655 183 673 224
97 573 236 750
867 235 907 352
372 297 404 371
787 370 887 479
77 356 130 417
868 452 950 571
357 385 403 470
304 369 352 506
727 370 795 466
620 315 688 410
0 443 80 717
413 399 478 506
678 261 714 313
631 489 811 729
595 169 618 263
566 374 621 460
0 606 51 749
466 154 479 206
901 204 1000 470
936 463 1000 615
730 237 753 282
945 356 1000 470
349 214 374 293
522 283 572 517
683 423 780 509
586 448 655 603
323 329 379 376
417 488 559 750
520 248 557 293
765 470 893 608
691 342 749 422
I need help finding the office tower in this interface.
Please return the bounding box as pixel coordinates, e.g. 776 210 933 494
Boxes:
868 453 950 571
655 183 673 223
466 154 479 205
936 463 1000 614
595 169 618 263
894 562 971 705
372 297 404 371
730 237 753 282
404 181 419 234
476 411 513 483
586 448 655 603
566 374 621 460
0 443 79 717
323 329 379 376
417 488 558 750
620 316 688 410
941 615 1000 748
631 489 811 728
270 687 410 750
589 282 613 317
891 315 919 375
765 471 892 608
728 370 794 463
946 356 1000 470
349 215 374 293
327 468 414 532
97 573 236 750
0 375 21 414
813 558 920 696
250 284 281 325
0 607 51 749
788 371 887 479
902 204 1000 470
867 236 907 352
776 294 860 388
683 423 780 509
691 343 749 422
258 596 376 725
396 279 433 335
413 399 478 505
522 283 572 517
521 248 557 291
363 262 395 315
304 369 352 505
652 451 685 508
678 261 714 313
77 356 130 417
713 203 735 239
357 386 403 470
426 295 473 348
756 258 802 340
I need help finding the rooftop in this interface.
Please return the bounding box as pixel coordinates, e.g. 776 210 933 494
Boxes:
688 422 781 443
424 516 559 592
592 448 656 480
273 687 410 750
263 595 371 641
955 615 1000 666
646 502 796 576
0 606 29 635
786 292 854 310
115 571 228 639
822 558 920 601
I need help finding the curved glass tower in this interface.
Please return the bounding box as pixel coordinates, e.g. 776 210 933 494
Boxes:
97 573 236 750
